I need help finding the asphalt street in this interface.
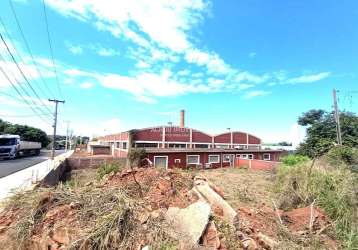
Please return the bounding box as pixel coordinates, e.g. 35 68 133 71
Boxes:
0 150 65 178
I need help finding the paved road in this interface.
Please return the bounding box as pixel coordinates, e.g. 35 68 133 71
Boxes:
0 150 65 178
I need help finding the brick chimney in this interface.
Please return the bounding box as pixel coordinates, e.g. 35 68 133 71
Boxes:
180 109 185 128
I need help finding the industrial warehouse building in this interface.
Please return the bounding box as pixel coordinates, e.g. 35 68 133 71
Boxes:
98 110 284 169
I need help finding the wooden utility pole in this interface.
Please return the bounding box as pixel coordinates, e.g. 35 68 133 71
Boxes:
64 120 70 152
332 89 342 145
49 99 65 159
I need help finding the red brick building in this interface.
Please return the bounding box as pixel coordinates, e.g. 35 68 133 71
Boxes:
98 111 283 169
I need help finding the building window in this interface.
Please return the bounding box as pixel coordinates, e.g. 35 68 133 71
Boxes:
194 144 209 148
122 142 127 149
215 144 230 149
169 143 186 148
136 143 158 148
174 159 181 164
116 142 120 148
263 153 270 161
187 155 200 164
208 155 220 163
223 154 233 162
237 154 253 160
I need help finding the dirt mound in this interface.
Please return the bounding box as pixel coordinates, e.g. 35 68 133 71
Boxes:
282 206 330 233
238 204 279 238
106 167 197 209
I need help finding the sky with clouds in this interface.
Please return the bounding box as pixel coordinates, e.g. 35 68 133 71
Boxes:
0 0 357 144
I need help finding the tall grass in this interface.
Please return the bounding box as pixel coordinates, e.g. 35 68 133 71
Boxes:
274 160 358 249
97 163 123 180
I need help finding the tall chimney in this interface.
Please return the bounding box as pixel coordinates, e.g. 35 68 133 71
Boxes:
180 109 185 128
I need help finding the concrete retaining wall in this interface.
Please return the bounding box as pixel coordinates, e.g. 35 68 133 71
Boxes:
0 151 74 200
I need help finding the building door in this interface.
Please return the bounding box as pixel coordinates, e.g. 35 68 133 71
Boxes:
228 154 235 167
154 156 168 169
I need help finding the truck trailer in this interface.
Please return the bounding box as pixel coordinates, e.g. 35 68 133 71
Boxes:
0 134 41 159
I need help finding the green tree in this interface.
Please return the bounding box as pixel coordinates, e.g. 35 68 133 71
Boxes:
0 119 50 148
297 110 358 158
127 148 146 168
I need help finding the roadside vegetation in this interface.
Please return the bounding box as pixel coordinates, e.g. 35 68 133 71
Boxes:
0 118 50 147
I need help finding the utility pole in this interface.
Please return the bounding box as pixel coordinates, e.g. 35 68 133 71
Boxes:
49 99 65 159
332 89 342 145
64 121 70 152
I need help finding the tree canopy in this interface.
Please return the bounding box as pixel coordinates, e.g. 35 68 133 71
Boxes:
0 119 50 147
297 109 358 158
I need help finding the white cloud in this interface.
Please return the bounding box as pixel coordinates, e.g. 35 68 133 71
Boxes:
98 69 190 101
97 47 120 57
88 44 121 57
65 42 83 55
235 71 269 84
63 68 94 77
135 60 150 68
249 52 256 58
65 41 120 57
70 118 123 137
185 49 231 75
79 82 94 89
45 0 208 52
237 84 254 90
286 72 331 84
243 90 271 99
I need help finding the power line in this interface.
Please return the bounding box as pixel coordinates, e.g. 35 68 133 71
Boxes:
0 52 52 116
0 113 50 118
0 64 52 125
0 31 53 114
7 1 55 98
42 0 63 99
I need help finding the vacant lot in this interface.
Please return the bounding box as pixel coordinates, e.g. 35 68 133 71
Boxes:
200 167 275 209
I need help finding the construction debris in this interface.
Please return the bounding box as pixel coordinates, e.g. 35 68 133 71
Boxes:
193 176 238 224
165 200 211 247
0 167 338 250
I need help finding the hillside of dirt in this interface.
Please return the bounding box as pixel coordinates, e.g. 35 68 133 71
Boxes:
0 167 338 249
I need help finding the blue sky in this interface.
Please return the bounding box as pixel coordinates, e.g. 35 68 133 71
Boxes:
0 0 357 144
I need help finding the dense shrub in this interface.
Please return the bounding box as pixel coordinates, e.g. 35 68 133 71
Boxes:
326 146 358 169
274 161 358 248
127 148 146 167
281 154 309 166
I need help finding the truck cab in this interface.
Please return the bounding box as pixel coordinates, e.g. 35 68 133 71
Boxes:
0 134 41 159
0 135 20 159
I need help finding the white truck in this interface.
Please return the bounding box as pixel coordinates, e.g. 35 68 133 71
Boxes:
0 134 41 159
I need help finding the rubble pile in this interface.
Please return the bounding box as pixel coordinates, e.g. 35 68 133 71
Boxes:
0 167 337 250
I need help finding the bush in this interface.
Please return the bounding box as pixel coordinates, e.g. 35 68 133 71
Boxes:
326 146 358 169
127 148 146 168
274 161 358 248
97 163 122 180
281 154 309 166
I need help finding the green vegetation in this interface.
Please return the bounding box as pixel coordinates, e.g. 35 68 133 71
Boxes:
0 118 50 147
97 163 123 180
274 159 358 249
281 155 309 166
127 148 146 167
326 145 358 169
296 109 358 158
